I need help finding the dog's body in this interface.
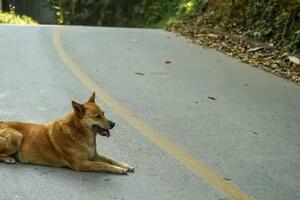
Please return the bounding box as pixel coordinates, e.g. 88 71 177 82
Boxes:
0 93 134 174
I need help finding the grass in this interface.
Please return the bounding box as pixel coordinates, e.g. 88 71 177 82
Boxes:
0 11 38 25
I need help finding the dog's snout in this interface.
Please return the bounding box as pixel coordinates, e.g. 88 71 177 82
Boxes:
109 121 115 129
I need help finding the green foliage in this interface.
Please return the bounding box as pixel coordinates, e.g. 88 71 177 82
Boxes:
0 11 38 24
133 0 180 26
244 1 297 40
47 0 205 27
284 31 300 52
240 0 299 52
47 0 105 25
173 0 300 52
176 0 204 17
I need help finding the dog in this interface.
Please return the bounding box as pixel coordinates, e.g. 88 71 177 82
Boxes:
0 92 134 174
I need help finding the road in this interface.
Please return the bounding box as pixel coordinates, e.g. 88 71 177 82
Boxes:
0 25 299 200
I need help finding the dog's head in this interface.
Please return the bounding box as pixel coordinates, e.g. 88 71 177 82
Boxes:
71 92 115 137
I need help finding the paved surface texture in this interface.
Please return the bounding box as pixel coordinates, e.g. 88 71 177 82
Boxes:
0 25 299 200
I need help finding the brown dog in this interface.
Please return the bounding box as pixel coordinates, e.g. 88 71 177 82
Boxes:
0 92 134 174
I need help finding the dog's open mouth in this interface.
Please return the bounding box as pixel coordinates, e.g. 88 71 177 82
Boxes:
92 124 110 137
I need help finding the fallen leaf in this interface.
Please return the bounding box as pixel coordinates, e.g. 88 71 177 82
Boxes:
248 47 265 52
208 96 216 100
250 130 258 135
207 33 218 38
288 56 300 65
165 60 172 64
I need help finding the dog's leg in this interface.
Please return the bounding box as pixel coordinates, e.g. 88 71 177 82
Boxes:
0 128 23 164
95 153 134 172
71 160 128 174
0 156 16 164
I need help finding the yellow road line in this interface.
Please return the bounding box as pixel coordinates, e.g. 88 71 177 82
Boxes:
52 28 254 200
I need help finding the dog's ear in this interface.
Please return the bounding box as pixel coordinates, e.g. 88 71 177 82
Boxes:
72 101 85 117
88 92 96 103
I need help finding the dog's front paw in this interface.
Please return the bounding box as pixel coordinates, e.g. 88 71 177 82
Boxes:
122 164 134 173
4 157 16 164
127 166 135 173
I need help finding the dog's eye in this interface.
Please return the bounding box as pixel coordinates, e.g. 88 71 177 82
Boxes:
96 115 101 119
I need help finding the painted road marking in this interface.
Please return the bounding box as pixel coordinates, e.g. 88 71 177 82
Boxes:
52 28 254 200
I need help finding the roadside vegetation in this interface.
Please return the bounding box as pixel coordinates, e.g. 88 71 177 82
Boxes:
0 10 37 25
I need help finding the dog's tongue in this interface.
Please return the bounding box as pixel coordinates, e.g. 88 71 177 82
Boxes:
92 125 110 137
101 130 110 137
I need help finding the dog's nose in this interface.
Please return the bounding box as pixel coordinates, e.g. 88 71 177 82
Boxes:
109 121 115 129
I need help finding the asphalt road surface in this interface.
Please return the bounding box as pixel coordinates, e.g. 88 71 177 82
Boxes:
0 25 299 200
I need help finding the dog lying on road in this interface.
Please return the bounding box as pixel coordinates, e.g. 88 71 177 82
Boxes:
0 92 134 174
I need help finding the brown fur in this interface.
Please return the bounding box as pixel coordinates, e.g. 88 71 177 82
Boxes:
0 92 134 174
